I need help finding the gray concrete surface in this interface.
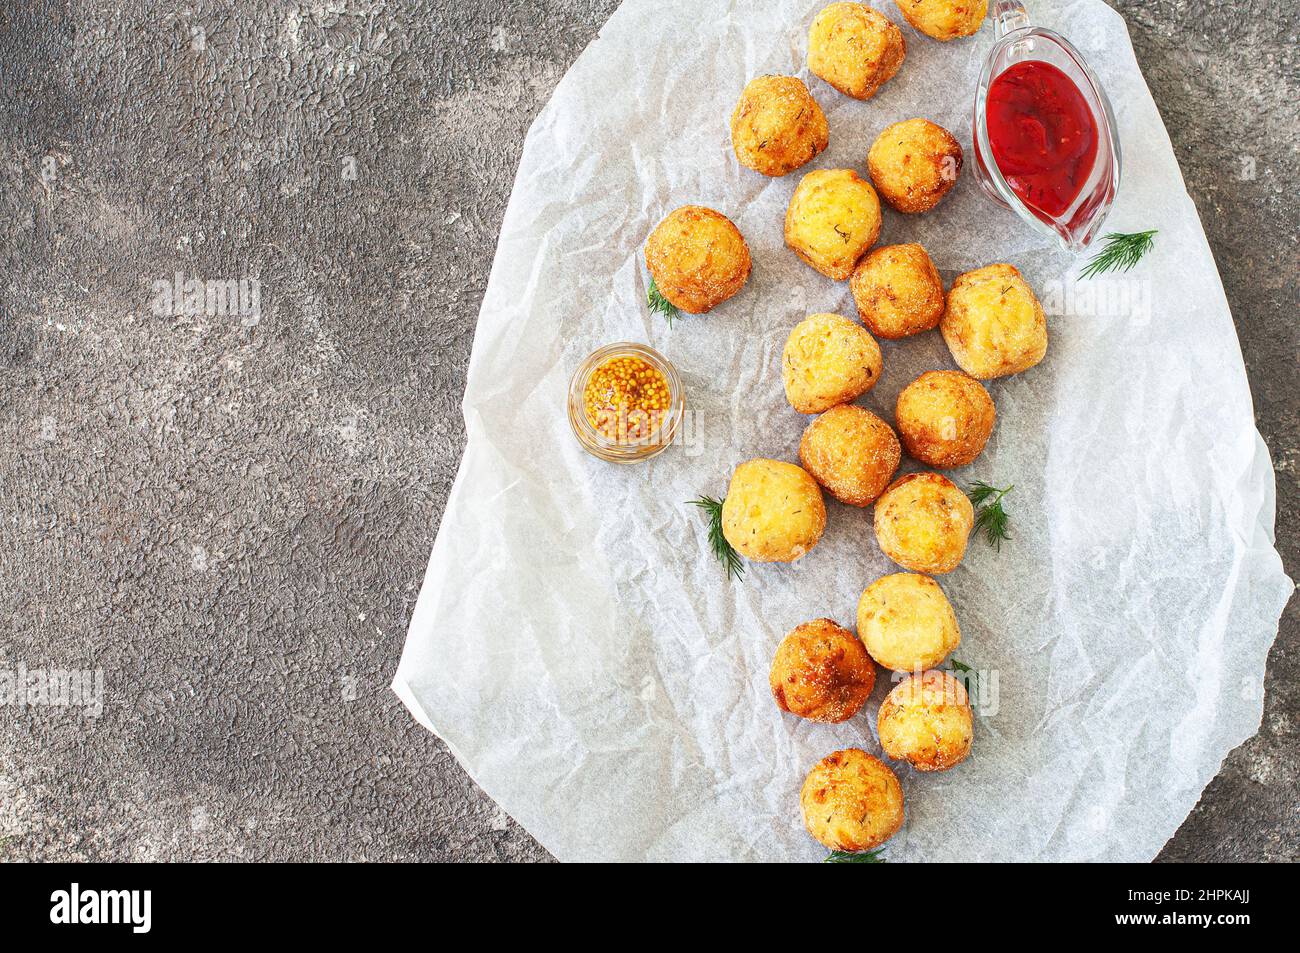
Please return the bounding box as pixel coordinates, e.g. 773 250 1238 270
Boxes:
0 0 1294 862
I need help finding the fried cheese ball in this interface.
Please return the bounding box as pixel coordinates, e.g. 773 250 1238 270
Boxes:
849 243 945 339
644 206 752 315
807 3 907 101
878 670 973 771
721 459 826 563
856 572 960 671
867 118 963 213
895 370 995 468
800 749 904 852
782 313 883 414
873 472 974 573
730 75 829 177
769 618 876 723
941 263 1047 379
785 169 882 280
799 405 901 507
892 0 988 41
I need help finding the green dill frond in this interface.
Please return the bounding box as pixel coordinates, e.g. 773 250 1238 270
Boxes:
1079 230 1157 279
967 481 1013 550
689 496 744 581
647 275 680 328
948 657 979 697
825 849 886 863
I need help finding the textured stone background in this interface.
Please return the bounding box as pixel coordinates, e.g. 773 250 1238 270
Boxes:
0 0 1294 862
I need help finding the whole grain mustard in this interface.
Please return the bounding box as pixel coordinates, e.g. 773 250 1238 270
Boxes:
583 355 671 442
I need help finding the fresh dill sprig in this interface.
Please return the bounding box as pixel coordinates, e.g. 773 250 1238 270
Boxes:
689 496 744 581
948 657 979 697
825 849 886 863
647 275 680 328
1079 230 1157 279
967 481 1013 550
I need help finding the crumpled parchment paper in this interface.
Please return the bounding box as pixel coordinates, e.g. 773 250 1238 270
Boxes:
393 0 1293 861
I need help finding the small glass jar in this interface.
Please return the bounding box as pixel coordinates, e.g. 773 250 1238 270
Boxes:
568 342 685 463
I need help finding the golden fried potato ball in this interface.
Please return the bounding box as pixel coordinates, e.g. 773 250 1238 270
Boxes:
849 243 945 339
770 618 876 723
892 0 988 41
799 405 901 507
867 118 963 213
644 206 751 315
782 313 883 414
873 472 974 573
895 370 995 468
807 3 907 101
800 749 904 852
785 169 882 280
856 572 960 671
878 670 973 771
721 459 826 563
730 75 829 177
940 263 1048 379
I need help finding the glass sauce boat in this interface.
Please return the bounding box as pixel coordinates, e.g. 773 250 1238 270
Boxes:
972 0 1122 251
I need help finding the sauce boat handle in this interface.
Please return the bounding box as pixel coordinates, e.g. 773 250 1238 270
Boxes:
992 0 1031 39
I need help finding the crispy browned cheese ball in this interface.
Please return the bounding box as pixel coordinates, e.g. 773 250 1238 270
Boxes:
721 459 826 563
730 75 829 177
895 370 995 468
644 206 751 315
769 618 876 723
941 263 1048 379
849 243 945 339
800 749 904 852
856 571 960 671
785 169 882 280
799 405 901 507
873 472 974 573
782 313 883 414
892 0 988 41
807 2 907 101
878 670 973 771
867 118 963 213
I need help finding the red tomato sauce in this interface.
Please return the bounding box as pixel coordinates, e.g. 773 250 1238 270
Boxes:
986 60 1098 218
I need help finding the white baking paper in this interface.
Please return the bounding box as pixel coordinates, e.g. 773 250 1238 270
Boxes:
393 0 1293 861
